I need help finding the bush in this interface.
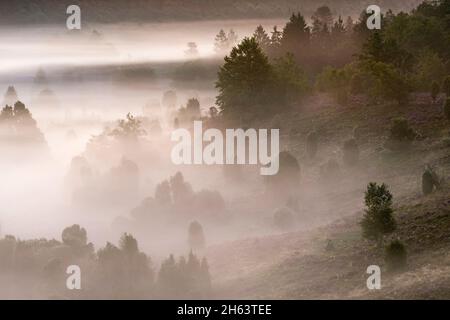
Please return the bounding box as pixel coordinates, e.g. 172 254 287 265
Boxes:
444 98 450 120
306 130 319 158
361 183 396 244
343 138 359 166
61 224 87 247
442 76 450 97
273 207 295 231
422 165 440 195
385 239 407 271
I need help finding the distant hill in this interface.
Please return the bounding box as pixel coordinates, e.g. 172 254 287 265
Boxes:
0 0 423 25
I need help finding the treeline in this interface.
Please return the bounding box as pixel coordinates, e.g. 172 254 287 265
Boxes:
213 0 450 121
0 225 211 299
0 0 420 25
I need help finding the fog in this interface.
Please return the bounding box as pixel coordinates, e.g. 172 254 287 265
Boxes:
0 19 288 248
2 2 441 299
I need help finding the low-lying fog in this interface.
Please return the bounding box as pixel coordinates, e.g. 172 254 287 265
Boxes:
0 19 289 254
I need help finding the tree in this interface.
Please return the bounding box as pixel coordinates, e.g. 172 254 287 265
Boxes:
214 29 229 54
270 26 282 47
431 80 440 103
169 172 194 205
422 165 440 195
3 86 18 106
253 25 270 51
110 113 146 141
119 233 139 257
227 29 238 47
332 15 346 36
188 221 206 251
215 37 275 119
186 98 201 118
155 180 172 206
361 182 396 245
312 6 333 30
62 224 87 247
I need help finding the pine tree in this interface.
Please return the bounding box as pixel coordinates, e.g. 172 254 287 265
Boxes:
253 25 270 50
361 183 396 245
281 12 310 52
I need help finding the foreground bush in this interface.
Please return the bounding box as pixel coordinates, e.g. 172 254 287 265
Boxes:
361 183 396 245
385 239 407 271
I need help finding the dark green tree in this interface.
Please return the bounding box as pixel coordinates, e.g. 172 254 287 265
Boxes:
253 25 270 51
361 182 396 245
385 239 407 271
216 37 275 119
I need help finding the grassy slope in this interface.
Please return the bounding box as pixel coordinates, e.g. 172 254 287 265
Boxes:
206 93 450 299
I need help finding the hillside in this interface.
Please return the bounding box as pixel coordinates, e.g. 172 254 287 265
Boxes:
206 94 450 299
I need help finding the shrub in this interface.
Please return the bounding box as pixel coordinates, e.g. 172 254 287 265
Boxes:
361 183 396 244
273 207 295 231
343 138 359 166
444 98 450 120
422 165 440 195
431 81 440 102
306 130 319 158
385 239 407 271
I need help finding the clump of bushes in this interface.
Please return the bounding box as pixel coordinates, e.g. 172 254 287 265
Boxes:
188 221 206 251
342 138 360 166
385 239 407 271
422 165 441 195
